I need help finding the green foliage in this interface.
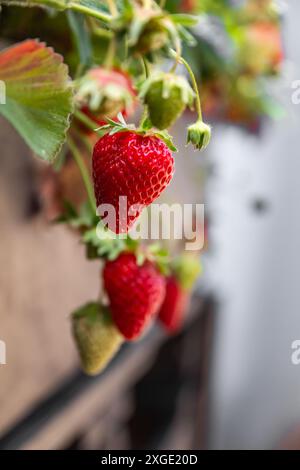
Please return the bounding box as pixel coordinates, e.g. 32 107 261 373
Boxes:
67 11 93 69
0 40 73 162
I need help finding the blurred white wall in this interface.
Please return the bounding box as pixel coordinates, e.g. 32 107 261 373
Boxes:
206 0 300 450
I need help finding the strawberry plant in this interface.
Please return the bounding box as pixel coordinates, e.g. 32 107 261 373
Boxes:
0 0 283 374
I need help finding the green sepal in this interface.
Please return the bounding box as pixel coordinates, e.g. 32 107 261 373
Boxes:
132 243 170 275
55 200 97 229
169 14 199 27
82 225 139 261
96 114 177 152
0 39 73 163
154 130 177 152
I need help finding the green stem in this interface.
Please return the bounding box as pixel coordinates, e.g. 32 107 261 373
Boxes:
67 137 96 212
140 55 150 79
139 106 149 129
75 109 98 133
169 37 182 73
87 17 113 38
78 131 94 154
69 3 112 23
170 49 203 121
91 26 113 39
139 57 150 129
104 37 116 69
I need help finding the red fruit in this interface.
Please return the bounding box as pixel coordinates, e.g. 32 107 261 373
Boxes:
158 276 189 334
78 67 136 131
93 131 174 233
242 22 283 74
103 253 166 340
180 0 196 13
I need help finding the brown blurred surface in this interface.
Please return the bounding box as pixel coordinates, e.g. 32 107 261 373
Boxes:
0 117 100 432
0 117 210 450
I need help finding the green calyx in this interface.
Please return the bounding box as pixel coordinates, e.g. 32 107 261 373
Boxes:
186 119 211 151
96 113 177 152
117 2 199 55
72 302 123 375
135 18 169 54
135 243 171 276
128 8 172 55
172 254 202 291
83 223 139 261
139 72 195 130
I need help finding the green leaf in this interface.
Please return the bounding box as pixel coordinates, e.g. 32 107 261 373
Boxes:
67 11 93 68
139 116 152 131
72 301 100 320
127 16 147 46
56 200 97 228
0 0 66 7
147 244 170 275
177 25 197 47
0 40 73 162
154 130 177 152
0 0 112 23
82 226 127 260
170 14 199 27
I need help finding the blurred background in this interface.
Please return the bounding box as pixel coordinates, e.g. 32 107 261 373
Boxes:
0 0 300 450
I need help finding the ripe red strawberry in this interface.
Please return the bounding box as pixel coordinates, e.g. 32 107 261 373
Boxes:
103 252 166 340
158 276 189 334
77 67 136 130
241 22 283 74
93 131 174 233
158 255 201 334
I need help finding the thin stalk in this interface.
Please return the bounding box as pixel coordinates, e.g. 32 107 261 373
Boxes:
141 56 150 79
104 37 116 69
139 106 149 129
75 109 98 133
69 3 112 23
87 17 113 38
91 26 113 39
169 37 182 73
67 137 96 212
78 132 94 154
139 57 150 128
170 49 203 121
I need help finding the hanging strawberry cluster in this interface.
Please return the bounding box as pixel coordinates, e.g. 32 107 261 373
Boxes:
0 0 283 375
68 0 209 374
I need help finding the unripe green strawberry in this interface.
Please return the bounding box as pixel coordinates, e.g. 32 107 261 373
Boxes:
72 302 123 375
186 119 211 150
140 72 194 130
128 8 172 55
135 19 169 54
